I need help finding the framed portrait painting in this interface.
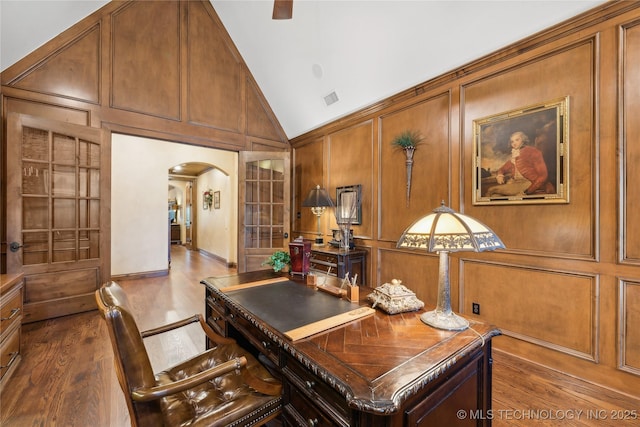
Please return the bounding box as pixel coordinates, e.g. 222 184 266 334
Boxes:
472 97 569 205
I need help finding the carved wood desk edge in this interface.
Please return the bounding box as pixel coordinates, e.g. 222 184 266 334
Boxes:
201 271 501 415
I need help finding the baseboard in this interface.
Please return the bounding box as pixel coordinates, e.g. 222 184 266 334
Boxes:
198 249 236 268
110 269 169 281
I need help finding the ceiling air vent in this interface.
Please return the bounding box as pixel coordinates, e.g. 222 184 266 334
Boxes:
324 90 339 106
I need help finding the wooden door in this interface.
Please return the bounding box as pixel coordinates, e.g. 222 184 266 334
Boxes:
6 113 109 323
238 151 290 272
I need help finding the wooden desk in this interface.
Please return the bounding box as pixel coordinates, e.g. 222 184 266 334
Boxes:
202 271 499 426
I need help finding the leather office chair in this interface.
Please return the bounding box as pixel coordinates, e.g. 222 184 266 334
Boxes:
96 281 282 427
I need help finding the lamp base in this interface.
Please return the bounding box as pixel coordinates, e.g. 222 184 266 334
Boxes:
420 310 469 331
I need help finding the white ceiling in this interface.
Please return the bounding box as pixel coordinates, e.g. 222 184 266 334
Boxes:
1 0 605 139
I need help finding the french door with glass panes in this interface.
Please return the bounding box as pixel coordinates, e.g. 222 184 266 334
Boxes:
238 151 290 272
6 113 108 322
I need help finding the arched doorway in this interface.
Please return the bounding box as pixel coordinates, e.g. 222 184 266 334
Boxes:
169 162 214 251
111 133 238 278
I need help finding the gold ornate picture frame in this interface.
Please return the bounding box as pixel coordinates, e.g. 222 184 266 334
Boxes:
472 97 569 205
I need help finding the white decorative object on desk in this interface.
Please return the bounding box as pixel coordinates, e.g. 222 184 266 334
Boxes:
367 279 424 314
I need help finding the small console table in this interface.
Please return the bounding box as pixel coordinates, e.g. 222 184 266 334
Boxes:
202 270 499 426
310 246 367 285
170 223 181 244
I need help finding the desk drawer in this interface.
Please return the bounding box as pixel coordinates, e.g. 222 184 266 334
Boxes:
284 381 340 427
1 286 22 342
0 327 20 382
206 295 226 336
310 253 339 276
311 252 338 265
228 306 279 364
283 354 350 425
206 293 226 314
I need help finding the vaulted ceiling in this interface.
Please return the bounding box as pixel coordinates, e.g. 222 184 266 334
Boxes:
0 0 605 139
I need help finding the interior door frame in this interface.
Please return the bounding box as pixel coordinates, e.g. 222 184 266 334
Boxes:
6 113 110 321
168 175 197 251
238 151 290 273
6 113 110 278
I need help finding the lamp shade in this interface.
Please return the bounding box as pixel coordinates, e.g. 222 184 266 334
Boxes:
397 203 504 253
302 185 333 208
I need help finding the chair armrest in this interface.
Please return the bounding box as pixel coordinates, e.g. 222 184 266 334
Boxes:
141 314 200 338
140 315 236 346
131 356 247 402
197 314 236 345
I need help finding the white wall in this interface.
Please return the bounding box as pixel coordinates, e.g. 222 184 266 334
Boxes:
111 134 238 276
197 168 235 263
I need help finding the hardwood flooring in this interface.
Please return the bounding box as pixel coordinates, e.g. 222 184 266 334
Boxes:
1 246 638 426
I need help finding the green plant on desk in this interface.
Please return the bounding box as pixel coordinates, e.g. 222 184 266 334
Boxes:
263 250 291 272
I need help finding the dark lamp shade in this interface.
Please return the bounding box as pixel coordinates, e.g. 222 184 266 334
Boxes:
397 203 504 253
302 185 333 208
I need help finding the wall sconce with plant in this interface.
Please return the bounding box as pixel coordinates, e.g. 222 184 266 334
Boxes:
203 189 213 210
391 130 424 207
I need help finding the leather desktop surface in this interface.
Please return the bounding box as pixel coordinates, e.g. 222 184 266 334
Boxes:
224 280 360 334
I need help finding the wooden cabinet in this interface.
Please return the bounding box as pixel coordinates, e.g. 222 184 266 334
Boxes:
310 247 367 285
202 271 499 427
170 223 181 244
1 273 24 391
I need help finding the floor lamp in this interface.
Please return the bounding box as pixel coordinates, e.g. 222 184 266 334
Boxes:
302 185 334 245
396 202 505 331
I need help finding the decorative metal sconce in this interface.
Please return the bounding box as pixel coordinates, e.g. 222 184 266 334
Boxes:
391 130 424 207
203 189 213 210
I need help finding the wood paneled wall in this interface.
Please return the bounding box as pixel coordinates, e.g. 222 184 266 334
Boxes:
291 1 640 396
0 0 288 271
0 0 286 148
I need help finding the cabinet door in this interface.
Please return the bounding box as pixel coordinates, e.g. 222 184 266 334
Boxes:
405 349 488 427
6 113 108 322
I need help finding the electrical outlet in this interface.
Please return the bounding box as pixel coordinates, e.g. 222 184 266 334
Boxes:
472 303 480 315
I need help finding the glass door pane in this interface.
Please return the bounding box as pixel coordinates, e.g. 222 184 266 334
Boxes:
20 125 101 265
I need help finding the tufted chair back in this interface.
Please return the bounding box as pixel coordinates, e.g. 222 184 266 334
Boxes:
97 282 166 426
96 281 282 427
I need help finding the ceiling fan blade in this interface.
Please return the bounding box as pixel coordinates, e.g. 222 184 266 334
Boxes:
273 0 293 20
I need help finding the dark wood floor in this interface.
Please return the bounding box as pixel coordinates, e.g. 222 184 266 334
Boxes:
1 246 638 426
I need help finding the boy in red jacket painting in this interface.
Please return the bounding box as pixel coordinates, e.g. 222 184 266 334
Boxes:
486 131 555 197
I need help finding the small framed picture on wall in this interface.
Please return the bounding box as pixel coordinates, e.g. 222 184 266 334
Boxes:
214 191 220 209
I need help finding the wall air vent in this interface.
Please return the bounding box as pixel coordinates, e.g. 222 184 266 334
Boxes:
324 90 339 106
